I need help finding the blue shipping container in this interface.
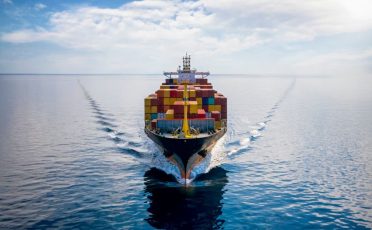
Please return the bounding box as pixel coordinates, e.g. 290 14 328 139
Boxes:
151 113 158 120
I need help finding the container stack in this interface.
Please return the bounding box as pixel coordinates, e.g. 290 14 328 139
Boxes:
145 78 227 132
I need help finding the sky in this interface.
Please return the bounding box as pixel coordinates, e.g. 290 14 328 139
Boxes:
0 0 371 75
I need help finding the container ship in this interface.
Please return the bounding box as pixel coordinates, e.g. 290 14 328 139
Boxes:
144 55 227 182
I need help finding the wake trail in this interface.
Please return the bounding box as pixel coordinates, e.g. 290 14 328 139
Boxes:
211 78 297 161
78 81 147 159
77 81 187 182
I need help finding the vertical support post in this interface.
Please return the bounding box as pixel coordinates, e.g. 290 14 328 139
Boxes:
182 83 191 138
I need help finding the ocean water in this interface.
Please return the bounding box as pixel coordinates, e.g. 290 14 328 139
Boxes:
0 74 371 229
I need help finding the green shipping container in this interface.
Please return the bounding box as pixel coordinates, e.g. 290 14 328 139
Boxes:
208 97 215 105
151 113 158 120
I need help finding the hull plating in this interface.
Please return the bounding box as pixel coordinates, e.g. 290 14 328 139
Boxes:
145 128 226 180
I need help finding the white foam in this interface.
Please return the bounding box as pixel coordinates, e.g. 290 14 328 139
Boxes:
116 142 128 148
239 137 250 145
250 129 261 138
258 122 266 128
151 151 183 181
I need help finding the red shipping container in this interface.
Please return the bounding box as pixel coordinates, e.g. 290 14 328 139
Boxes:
157 90 165 98
196 78 208 85
151 119 157 129
221 105 227 112
215 96 221 105
211 111 221 121
170 89 177 97
219 97 227 105
199 85 213 89
197 109 206 118
196 89 202 97
173 101 184 114
200 89 214 97
221 112 227 119
177 90 183 98
157 97 165 106
150 98 158 106
157 105 164 113
202 105 209 112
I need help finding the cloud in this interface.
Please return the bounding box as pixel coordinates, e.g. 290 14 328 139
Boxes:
34 3 47 11
0 0 371 74
2 0 12 4
3 0 372 51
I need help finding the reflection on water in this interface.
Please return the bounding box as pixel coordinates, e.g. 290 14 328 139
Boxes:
144 167 228 229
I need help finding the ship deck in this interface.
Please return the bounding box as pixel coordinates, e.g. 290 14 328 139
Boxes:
147 129 221 139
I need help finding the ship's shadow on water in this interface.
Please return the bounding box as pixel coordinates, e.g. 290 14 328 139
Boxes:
144 167 228 229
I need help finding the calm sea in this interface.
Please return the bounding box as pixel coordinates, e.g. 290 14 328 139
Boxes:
0 74 371 229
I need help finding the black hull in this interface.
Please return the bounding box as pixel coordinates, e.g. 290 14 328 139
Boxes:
145 128 226 179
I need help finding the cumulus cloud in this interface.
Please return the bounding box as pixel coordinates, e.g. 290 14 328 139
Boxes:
3 0 372 51
2 0 12 4
1 0 371 74
34 3 47 11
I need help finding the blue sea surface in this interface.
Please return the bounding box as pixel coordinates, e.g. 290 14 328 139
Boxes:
0 74 371 229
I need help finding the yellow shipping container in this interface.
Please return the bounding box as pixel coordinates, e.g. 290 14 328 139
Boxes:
189 90 196 98
176 97 183 102
165 109 174 119
151 106 157 113
145 97 151 106
145 113 151 120
163 97 170 105
145 106 151 113
208 105 215 111
164 89 170 97
197 105 202 109
169 98 176 105
173 79 178 84
160 85 170 89
196 97 202 105
214 105 221 111
215 121 222 129
189 101 198 114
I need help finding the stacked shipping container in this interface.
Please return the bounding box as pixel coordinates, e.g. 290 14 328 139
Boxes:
145 78 227 132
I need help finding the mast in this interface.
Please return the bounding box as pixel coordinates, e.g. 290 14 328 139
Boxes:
181 54 191 138
162 53 210 138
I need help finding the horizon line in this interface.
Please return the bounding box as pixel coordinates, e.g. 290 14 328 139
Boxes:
0 73 326 77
